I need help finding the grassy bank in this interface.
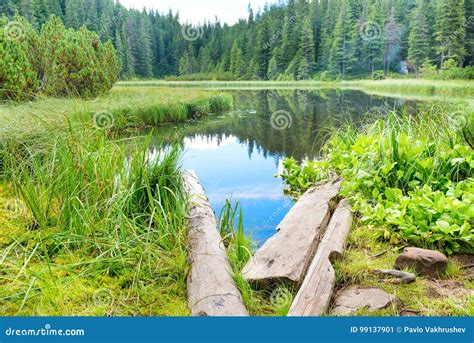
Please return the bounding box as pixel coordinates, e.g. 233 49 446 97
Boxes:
0 130 190 315
0 88 233 315
117 79 474 98
0 87 232 141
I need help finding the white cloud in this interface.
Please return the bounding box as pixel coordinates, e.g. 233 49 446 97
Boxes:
184 135 237 151
118 0 281 24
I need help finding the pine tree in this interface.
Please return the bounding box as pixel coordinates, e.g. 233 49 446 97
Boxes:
329 0 356 79
436 0 466 66
255 16 271 79
31 0 49 28
64 0 80 29
364 0 385 75
132 12 153 77
465 0 474 65
408 0 433 75
279 0 299 71
296 16 316 80
229 41 244 78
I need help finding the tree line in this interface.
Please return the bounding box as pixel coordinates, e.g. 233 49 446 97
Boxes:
2 0 473 80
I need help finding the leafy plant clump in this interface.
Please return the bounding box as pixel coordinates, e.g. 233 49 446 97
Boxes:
280 105 473 254
0 15 119 102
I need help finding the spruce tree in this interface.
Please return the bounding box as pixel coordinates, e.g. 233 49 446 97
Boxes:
408 0 432 75
436 0 466 66
465 0 474 65
329 0 356 79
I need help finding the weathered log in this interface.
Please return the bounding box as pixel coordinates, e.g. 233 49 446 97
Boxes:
183 170 249 316
288 199 352 316
242 180 341 287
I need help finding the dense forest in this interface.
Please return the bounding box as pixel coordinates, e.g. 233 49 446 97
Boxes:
2 0 473 80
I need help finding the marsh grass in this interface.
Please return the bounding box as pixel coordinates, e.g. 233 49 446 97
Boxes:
0 87 232 141
0 126 191 315
0 86 234 315
117 79 474 97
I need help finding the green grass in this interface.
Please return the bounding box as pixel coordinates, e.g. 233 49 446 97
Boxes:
0 128 191 315
117 79 474 97
0 86 233 316
0 87 232 141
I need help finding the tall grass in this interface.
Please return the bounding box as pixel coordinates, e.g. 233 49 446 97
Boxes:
0 87 234 315
217 200 296 316
0 87 233 141
0 127 190 315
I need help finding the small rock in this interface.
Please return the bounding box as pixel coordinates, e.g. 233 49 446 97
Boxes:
400 310 420 316
330 286 395 315
394 247 448 277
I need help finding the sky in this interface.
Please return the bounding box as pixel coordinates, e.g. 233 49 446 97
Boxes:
118 0 280 24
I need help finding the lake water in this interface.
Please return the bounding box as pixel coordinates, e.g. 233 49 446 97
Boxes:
151 89 413 244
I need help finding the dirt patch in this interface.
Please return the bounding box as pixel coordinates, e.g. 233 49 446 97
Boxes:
452 254 474 278
425 279 473 298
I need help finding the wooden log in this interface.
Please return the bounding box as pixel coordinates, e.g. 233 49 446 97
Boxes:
183 170 249 316
288 199 352 316
242 180 341 287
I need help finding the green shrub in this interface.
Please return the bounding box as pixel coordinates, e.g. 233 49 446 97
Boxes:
420 60 438 78
0 15 119 102
0 17 39 101
372 70 385 80
41 19 119 98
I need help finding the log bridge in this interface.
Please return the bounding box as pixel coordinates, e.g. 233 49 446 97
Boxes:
183 171 353 317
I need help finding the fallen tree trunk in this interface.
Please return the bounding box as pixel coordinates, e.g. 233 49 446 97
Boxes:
242 180 341 287
183 170 249 316
288 199 352 316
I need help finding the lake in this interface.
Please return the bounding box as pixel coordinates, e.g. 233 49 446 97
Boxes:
150 89 414 244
